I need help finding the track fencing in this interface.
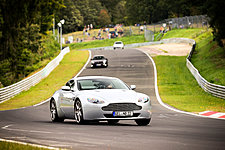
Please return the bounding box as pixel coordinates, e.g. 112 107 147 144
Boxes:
0 47 70 103
63 15 208 43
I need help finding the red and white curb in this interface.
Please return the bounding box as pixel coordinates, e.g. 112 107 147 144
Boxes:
199 111 225 119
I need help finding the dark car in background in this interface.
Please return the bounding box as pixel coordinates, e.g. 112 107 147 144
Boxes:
91 55 108 68
109 31 118 38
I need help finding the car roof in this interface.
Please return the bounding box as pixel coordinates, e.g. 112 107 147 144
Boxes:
74 76 118 80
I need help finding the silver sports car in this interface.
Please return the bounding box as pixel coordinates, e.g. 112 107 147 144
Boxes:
50 76 152 126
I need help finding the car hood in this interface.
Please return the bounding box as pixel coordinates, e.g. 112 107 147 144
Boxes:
79 89 145 103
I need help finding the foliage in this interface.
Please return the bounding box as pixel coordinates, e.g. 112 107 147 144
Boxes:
73 0 103 30
0 0 224 88
56 0 83 33
0 50 89 110
206 0 225 47
0 32 60 87
0 0 63 87
98 9 111 27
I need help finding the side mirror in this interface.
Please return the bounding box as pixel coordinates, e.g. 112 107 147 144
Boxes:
61 86 71 91
130 85 136 90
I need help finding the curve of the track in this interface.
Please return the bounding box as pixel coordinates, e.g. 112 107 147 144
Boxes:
0 49 225 150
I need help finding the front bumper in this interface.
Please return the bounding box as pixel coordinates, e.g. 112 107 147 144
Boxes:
91 62 107 67
82 103 151 120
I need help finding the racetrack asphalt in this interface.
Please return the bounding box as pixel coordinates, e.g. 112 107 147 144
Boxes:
0 48 225 150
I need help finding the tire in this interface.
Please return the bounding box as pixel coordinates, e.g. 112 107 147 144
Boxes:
108 120 119 125
50 100 64 122
135 118 151 126
114 47 116 50
74 100 85 124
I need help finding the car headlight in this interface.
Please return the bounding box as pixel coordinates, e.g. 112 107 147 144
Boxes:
91 61 94 64
138 97 149 103
87 98 105 104
103 60 107 63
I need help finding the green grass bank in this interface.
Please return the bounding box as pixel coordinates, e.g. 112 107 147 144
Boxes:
69 34 145 50
154 28 225 112
0 50 89 111
0 141 49 150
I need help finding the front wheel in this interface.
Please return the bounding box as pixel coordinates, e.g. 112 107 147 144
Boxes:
74 100 85 124
135 118 151 126
50 100 64 122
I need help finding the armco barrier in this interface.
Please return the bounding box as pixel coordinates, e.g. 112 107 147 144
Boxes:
0 47 70 103
161 38 225 99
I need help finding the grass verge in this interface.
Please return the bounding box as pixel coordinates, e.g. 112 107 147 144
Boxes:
162 28 206 39
191 32 225 85
153 56 225 112
153 28 225 112
0 50 89 111
0 141 49 150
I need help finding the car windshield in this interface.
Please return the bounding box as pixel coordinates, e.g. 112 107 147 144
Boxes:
92 56 104 60
77 78 129 90
115 42 122 44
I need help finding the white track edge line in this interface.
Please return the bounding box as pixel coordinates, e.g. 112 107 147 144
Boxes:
0 138 59 150
137 48 225 120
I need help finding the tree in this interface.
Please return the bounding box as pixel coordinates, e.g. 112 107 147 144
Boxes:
56 0 83 33
99 0 120 24
114 0 127 24
98 9 111 27
74 0 103 28
206 0 225 47
0 0 63 86
126 0 157 24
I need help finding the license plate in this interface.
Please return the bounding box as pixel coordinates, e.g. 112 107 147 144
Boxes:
113 111 133 117
96 64 101 66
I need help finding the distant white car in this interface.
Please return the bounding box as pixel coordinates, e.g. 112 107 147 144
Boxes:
113 41 124 50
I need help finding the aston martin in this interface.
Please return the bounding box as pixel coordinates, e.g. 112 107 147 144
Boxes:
50 76 152 126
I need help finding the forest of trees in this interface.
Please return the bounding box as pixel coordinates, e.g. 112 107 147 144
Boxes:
56 0 207 33
0 0 224 87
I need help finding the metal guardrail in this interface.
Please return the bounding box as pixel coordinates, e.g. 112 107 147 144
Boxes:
0 47 70 103
186 42 225 99
162 38 225 99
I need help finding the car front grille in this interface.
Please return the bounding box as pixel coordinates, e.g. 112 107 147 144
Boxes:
104 113 140 118
94 61 103 64
102 103 142 111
